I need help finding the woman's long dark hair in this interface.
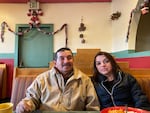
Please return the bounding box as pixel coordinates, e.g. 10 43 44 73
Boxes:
92 51 121 82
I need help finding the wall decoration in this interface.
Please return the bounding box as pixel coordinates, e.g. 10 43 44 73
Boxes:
0 21 25 43
126 0 150 42
0 22 68 46
27 9 43 27
27 0 43 27
0 0 68 47
126 9 135 42
110 11 121 20
79 23 86 31
1 22 5 42
79 34 85 43
78 17 86 43
28 0 39 10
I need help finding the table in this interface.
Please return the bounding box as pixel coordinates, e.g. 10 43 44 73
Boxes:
13 110 100 113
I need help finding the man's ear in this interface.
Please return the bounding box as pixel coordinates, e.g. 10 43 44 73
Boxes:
53 60 56 65
49 60 56 68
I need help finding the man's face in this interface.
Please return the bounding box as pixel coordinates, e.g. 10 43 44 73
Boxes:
54 50 73 75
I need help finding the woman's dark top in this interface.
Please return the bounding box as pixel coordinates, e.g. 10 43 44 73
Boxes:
92 71 150 111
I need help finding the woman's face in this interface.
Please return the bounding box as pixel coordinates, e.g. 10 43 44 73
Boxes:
95 55 113 77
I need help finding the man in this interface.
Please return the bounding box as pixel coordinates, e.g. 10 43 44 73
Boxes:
16 47 100 113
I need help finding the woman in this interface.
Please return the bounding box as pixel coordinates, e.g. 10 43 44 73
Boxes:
92 51 150 111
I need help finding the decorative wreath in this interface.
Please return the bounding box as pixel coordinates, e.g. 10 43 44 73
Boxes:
27 9 43 27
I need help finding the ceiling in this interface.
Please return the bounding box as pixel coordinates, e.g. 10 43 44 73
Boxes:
0 0 111 3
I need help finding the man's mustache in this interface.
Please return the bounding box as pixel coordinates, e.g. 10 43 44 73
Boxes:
63 63 72 66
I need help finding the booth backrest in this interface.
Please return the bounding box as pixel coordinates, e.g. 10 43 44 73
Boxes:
0 68 4 98
11 67 49 110
11 77 35 110
129 69 150 102
0 64 7 99
74 48 100 76
133 74 150 102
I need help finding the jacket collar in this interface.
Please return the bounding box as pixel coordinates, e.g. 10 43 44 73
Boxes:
51 66 83 80
97 71 123 83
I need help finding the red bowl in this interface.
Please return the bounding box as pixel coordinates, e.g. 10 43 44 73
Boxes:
101 106 150 113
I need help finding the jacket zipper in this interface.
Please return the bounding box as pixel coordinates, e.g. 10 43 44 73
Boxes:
100 71 122 106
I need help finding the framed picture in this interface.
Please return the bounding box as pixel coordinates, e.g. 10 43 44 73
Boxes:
28 0 39 9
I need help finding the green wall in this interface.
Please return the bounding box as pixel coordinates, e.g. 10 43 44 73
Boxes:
111 50 150 58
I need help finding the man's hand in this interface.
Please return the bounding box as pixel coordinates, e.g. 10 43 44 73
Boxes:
16 100 33 113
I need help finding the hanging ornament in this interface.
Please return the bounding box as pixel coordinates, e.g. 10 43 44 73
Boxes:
110 11 121 20
81 38 85 43
1 22 5 42
38 9 43 16
78 16 86 44
28 10 41 26
27 0 43 27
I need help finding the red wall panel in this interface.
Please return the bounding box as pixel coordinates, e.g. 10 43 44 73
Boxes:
116 56 150 69
0 59 14 98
